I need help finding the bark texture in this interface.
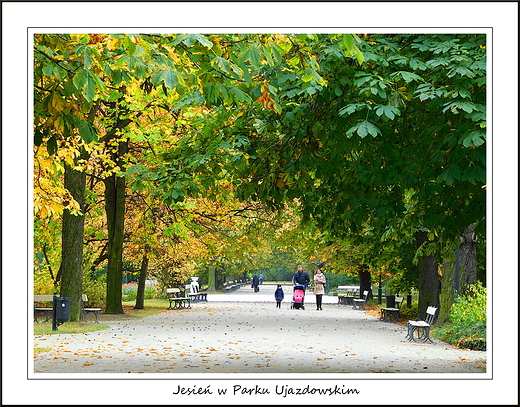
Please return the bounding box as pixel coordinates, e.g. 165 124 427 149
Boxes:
459 223 478 296
416 231 440 320
134 246 150 310
58 156 87 321
103 140 128 314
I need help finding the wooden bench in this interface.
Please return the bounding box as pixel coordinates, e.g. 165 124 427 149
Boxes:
352 290 369 310
166 288 191 310
82 294 102 323
224 281 240 293
34 294 102 323
240 279 252 288
189 292 208 302
380 296 403 322
337 286 359 305
406 306 438 343
34 295 55 323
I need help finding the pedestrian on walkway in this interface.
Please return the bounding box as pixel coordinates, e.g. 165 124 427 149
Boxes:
292 265 310 309
274 284 284 308
313 268 326 310
252 274 260 292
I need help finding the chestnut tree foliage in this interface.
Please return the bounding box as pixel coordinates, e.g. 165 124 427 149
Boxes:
34 33 485 319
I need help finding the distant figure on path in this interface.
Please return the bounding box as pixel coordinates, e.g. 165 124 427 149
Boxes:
259 274 264 285
252 274 260 292
313 268 326 310
274 284 284 308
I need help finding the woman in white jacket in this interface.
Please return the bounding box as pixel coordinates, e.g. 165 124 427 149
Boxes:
313 268 326 310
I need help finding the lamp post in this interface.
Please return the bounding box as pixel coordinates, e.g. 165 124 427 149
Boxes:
378 273 383 304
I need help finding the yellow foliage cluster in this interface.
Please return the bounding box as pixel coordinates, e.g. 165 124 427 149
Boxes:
34 145 82 220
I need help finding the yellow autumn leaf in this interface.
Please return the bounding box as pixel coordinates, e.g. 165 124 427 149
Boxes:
52 92 64 112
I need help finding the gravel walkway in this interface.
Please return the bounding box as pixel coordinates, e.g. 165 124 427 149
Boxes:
33 285 486 376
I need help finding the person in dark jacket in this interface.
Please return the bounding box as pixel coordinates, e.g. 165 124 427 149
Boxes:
274 284 284 308
293 265 310 286
292 265 310 309
252 274 260 292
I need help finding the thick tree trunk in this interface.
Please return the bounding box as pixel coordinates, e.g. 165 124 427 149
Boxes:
59 156 87 322
439 256 456 325
103 140 128 314
134 245 150 310
357 264 372 299
459 223 478 296
207 261 217 292
416 231 440 319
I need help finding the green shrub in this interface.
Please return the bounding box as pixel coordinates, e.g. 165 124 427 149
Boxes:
398 303 418 320
83 274 106 307
437 282 487 351
122 282 138 301
122 282 159 301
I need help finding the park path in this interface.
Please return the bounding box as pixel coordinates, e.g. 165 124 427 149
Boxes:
32 284 486 375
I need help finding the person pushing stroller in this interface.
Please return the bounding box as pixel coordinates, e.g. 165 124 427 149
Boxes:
292 265 310 309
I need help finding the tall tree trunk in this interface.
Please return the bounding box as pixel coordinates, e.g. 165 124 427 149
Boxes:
134 245 150 310
103 140 128 314
439 255 456 325
59 153 87 322
459 223 478 296
357 264 372 299
416 231 440 319
207 261 216 292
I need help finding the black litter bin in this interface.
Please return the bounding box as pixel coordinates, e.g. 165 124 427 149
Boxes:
54 296 71 323
385 295 396 308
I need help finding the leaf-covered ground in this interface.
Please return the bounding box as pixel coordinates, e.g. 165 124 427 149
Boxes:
33 291 486 375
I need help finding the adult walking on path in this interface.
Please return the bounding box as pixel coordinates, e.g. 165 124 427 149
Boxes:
292 265 310 287
292 265 311 309
313 267 326 310
252 274 260 292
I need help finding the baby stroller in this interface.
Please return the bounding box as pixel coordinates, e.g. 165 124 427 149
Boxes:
291 284 306 309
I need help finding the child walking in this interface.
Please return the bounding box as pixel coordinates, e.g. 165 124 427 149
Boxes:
274 284 284 308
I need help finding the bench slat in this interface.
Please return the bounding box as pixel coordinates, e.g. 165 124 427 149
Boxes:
34 295 55 302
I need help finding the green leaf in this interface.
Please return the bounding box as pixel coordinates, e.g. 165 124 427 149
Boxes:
195 34 213 48
85 74 96 102
462 131 485 148
133 59 147 78
42 62 54 77
339 103 370 116
77 119 97 143
83 46 92 69
348 120 382 139
46 135 57 155
73 69 88 90
123 35 136 56
162 70 178 89
438 165 462 185
343 34 355 51
375 105 401 120
462 166 486 184
229 87 250 103
392 71 423 83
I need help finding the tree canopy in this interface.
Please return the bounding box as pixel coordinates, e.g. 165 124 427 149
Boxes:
33 33 486 319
